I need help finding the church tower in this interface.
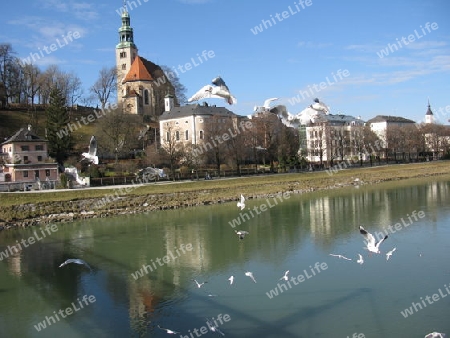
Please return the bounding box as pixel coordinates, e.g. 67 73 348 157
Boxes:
425 99 435 124
164 92 175 112
116 7 138 100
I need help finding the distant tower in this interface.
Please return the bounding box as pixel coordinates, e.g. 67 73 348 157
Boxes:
164 92 175 112
116 5 138 100
425 99 434 124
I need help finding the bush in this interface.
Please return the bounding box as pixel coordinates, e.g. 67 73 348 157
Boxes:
59 173 68 188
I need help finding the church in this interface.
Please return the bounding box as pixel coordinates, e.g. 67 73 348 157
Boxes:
115 8 176 122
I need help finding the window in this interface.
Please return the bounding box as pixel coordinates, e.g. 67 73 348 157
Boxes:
120 51 127 58
199 130 204 140
122 64 126 70
175 131 180 141
35 145 44 151
21 145 30 151
166 132 170 142
45 170 50 177
23 171 28 178
23 156 28 163
37 156 43 162
144 90 149 105
35 170 39 178
185 130 189 140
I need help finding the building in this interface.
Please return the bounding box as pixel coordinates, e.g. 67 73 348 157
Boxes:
0 125 59 189
159 100 245 161
115 8 175 121
366 115 416 145
305 113 365 164
424 100 435 124
422 102 450 159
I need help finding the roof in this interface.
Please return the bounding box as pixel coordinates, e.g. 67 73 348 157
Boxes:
122 56 154 83
160 104 237 121
323 114 365 124
366 115 416 124
425 105 433 116
1 126 47 145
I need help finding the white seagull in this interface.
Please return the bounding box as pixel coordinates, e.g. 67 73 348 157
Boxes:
157 325 179 335
329 254 352 261
192 279 208 288
245 271 257 283
237 194 245 210
386 247 397 261
425 333 446 338
188 76 237 105
279 270 290 281
359 225 388 254
81 135 99 164
228 275 234 285
254 97 279 112
235 230 249 240
356 254 364 265
310 98 330 114
59 258 92 271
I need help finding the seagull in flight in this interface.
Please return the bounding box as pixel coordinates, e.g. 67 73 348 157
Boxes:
188 76 237 105
245 271 257 283
254 97 279 112
81 135 99 164
310 98 330 114
237 194 245 210
329 254 352 261
59 258 92 271
228 275 234 285
157 325 179 335
359 225 388 254
279 270 290 281
235 230 249 240
192 279 208 288
386 247 397 261
356 254 364 265
425 333 446 338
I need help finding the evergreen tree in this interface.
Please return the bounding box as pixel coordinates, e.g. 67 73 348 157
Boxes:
46 86 72 169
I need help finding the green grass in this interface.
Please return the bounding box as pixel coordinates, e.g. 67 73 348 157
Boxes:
1 161 449 209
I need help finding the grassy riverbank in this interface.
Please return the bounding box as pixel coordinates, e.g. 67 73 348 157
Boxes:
0 161 449 228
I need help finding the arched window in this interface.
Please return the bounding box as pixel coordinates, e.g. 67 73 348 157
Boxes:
199 130 204 140
166 132 170 142
185 130 189 140
175 131 180 141
144 90 149 105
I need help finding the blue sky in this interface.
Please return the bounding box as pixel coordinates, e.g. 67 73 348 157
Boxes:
1 0 449 123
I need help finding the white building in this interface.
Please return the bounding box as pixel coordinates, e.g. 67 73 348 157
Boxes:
366 115 416 146
305 113 365 164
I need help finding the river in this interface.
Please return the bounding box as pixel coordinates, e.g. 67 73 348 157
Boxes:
1 176 449 338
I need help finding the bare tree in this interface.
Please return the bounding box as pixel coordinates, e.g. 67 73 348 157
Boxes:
204 115 233 176
0 44 22 106
90 66 117 109
22 63 41 108
160 65 187 105
160 124 183 180
95 106 141 163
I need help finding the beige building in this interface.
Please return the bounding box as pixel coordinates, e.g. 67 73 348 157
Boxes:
159 101 242 148
0 125 59 188
306 114 365 164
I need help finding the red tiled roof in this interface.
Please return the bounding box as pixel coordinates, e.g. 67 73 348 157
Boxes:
122 56 154 83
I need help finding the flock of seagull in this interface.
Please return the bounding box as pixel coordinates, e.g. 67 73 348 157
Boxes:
56 192 445 337
328 225 396 263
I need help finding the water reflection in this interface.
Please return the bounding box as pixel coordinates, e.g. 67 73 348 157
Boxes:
0 177 449 337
